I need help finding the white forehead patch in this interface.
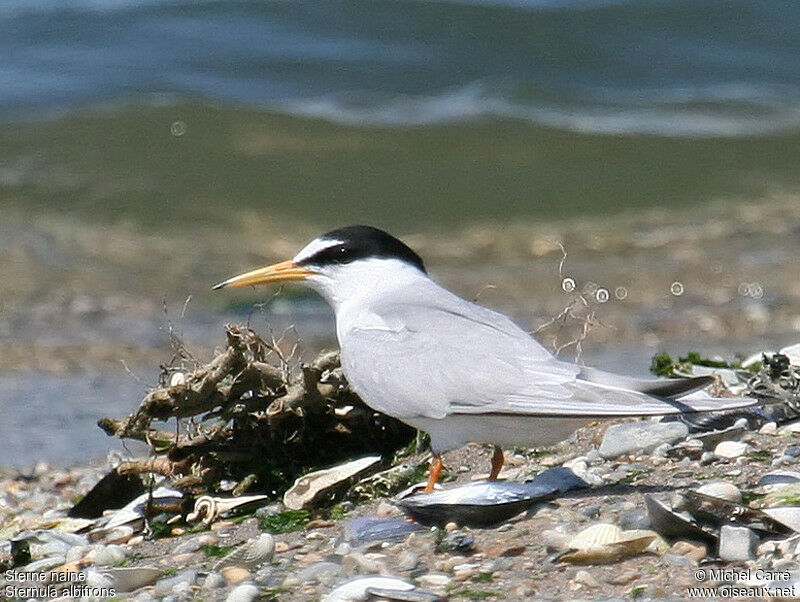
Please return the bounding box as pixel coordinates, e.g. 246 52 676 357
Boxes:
293 237 344 264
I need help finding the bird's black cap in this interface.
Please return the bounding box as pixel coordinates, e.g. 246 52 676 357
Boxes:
296 225 426 273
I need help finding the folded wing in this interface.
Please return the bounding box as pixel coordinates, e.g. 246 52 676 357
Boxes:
343 283 755 420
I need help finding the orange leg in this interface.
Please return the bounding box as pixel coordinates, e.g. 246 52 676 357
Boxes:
425 454 444 493
488 446 504 481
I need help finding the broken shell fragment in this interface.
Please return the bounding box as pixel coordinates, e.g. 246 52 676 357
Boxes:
284 456 382 510
395 467 587 528
185 494 270 525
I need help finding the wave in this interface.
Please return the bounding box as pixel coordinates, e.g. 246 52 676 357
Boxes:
2 0 800 138
274 82 800 137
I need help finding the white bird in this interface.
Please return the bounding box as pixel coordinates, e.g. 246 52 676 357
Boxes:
215 225 755 491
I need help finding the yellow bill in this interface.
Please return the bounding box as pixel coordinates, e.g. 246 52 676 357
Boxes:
212 259 313 290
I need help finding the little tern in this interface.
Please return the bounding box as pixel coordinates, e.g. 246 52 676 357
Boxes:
215 225 756 491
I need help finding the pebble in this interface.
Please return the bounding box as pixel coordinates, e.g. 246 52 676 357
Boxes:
786 446 800 458
760 422 778 435
573 569 600 588
153 569 198 596
669 540 707 564
92 544 127 566
65 545 88 563
578 504 601 519
396 550 419 571
342 551 385 575
202 572 226 589
618 509 651 531
718 525 757 561
700 451 716 465
298 561 345 585
172 537 206 555
598 421 688 459
24 555 66 572
222 566 252 584
417 573 453 589
225 583 260 602
714 441 750 459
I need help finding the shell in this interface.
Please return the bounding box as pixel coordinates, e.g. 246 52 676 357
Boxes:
695 482 742 503
395 466 588 528
186 494 270 525
284 456 382 510
323 576 416 602
568 523 623 549
559 524 658 565
763 506 800 533
214 534 275 570
645 494 716 543
97 567 162 593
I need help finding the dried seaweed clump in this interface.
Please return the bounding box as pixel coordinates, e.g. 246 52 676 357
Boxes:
99 325 415 497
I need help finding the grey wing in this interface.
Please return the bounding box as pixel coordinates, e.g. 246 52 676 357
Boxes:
342 286 755 419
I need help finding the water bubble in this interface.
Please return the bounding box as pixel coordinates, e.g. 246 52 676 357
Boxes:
561 277 576 293
170 120 187 136
670 281 684 296
738 282 750 297
614 286 628 300
595 288 609 303
750 282 764 299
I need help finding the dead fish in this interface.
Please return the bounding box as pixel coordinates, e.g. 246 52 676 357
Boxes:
395 467 587 528
284 456 382 510
558 523 658 564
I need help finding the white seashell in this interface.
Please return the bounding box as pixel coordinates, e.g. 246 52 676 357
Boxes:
284 456 381 510
568 523 623 549
169 372 186 387
323 576 415 602
98 567 162 592
214 534 275 570
696 482 742 503
186 494 270 525
560 523 658 564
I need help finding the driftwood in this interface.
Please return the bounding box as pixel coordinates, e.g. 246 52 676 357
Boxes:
100 325 414 496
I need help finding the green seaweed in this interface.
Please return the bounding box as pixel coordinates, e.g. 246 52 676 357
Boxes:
202 544 234 558
259 509 310 533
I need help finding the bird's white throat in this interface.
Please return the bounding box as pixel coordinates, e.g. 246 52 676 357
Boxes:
298 256 429 315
